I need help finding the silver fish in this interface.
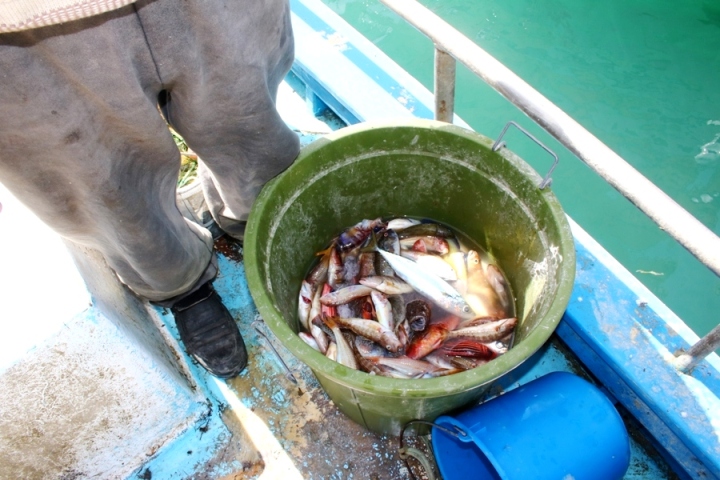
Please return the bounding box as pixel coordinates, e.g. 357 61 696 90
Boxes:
486 263 511 310
396 223 454 239
310 317 330 354
325 342 337 361
354 335 390 358
371 290 394 331
376 248 474 319
323 317 358 369
386 217 421 231
299 331 320 351
446 317 518 343
308 283 323 326
297 280 314 331
373 356 445 378
388 295 407 333
359 275 414 295
307 247 331 286
399 250 458 281
378 229 401 255
320 285 374 305
329 316 403 352
446 251 468 295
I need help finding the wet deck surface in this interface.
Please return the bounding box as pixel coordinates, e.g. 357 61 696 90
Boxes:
190 238 422 480
176 237 677 480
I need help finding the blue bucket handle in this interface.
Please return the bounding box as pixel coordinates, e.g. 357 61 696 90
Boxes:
434 415 510 479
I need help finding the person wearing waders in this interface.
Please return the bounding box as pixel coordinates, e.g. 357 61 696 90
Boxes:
0 0 300 378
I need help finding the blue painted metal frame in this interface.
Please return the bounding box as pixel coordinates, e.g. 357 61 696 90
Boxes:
560 222 720 479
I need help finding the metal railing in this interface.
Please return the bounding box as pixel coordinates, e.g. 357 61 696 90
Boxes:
379 0 720 371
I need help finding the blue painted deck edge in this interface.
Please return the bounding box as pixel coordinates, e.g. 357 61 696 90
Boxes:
560 221 720 479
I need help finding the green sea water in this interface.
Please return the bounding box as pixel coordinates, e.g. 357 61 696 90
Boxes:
321 0 720 339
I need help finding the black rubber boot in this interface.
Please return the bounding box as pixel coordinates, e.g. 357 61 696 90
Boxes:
171 282 247 378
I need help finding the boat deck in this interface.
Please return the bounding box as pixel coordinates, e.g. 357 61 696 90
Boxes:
140 236 679 480
1 0 718 477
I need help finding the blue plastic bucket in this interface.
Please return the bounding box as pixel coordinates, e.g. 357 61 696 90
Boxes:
431 372 631 480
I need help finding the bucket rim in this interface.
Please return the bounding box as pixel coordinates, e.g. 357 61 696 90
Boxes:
244 119 576 397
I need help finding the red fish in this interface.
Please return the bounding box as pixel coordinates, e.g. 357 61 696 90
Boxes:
320 283 337 318
439 338 498 359
406 324 449 359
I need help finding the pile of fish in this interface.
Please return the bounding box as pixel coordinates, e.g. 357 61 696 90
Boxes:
296 217 517 379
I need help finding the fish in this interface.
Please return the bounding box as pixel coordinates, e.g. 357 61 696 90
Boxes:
299 332 321 351
446 251 468 295
322 317 358 369
320 284 374 305
396 222 454 239
358 252 376 278
310 316 330 353
399 250 458 281
371 290 395 331
446 317 518 343
374 254 396 277
376 246 474 319
486 263 511 310
327 316 403 353
464 250 506 318
378 228 401 255
360 296 375 319
342 247 361 284
372 356 445 378
395 318 411 348
307 247 331 287
298 218 515 378
338 218 384 251
297 280 314 331
406 324 449 359
320 283 337 318
423 352 457 370
328 246 344 288
308 283 323 325
405 299 431 332
388 295 407 332
399 236 450 255
386 217 421 231
354 352 391 377
439 338 498 359
359 275 414 295
449 356 488 370
325 342 337 361
354 335 390 358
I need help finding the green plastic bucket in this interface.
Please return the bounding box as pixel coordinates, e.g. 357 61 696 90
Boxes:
244 119 575 435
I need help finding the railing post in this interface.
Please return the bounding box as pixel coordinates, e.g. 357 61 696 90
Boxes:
674 323 720 373
434 48 456 123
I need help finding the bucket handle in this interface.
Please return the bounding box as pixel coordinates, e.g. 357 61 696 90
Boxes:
398 419 468 480
492 121 559 189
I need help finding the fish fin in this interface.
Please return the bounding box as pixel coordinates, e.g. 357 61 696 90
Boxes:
322 315 338 329
359 230 379 253
315 242 336 257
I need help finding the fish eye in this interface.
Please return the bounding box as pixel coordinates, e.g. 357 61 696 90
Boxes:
463 306 471 313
